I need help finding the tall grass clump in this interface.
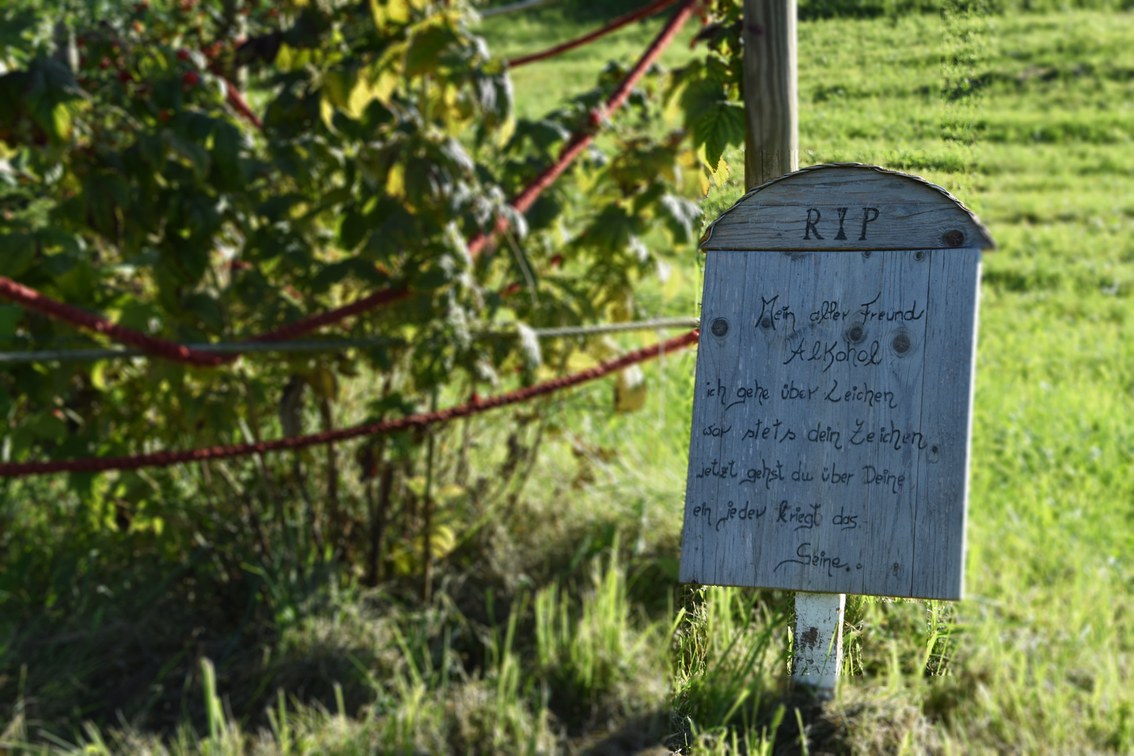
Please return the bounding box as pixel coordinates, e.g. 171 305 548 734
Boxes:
533 540 670 729
671 587 791 749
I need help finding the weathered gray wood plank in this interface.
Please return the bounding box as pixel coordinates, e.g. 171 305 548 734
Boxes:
702 165 994 252
682 164 987 600
916 249 981 599
680 248 978 599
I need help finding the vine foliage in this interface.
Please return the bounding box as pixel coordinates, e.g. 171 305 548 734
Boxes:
0 0 746 576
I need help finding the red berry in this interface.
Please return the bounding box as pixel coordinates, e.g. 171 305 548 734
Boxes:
177 48 191 61
182 70 200 89
118 70 132 83
99 56 111 70
549 254 564 268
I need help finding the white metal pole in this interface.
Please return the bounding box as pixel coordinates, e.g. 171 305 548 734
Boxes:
792 592 845 694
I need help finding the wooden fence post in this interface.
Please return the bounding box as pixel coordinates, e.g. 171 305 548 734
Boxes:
743 0 798 188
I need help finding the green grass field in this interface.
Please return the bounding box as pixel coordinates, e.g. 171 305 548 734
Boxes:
2 3 1133 753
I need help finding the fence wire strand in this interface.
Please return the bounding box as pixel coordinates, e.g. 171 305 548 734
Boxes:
0 317 700 365
0 330 699 479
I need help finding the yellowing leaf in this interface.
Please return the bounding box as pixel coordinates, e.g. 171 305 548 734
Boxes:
369 0 410 29
698 148 732 193
615 365 648 413
436 484 466 506
307 366 338 401
405 475 428 498
91 362 110 391
322 69 351 109
430 524 457 559
386 163 405 198
52 104 73 141
565 349 600 373
607 292 634 323
319 96 336 131
590 336 619 361
494 116 516 148
347 77 373 119
388 543 416 575
372 68 400 103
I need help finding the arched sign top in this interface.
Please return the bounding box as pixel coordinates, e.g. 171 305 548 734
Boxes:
700 163 994 252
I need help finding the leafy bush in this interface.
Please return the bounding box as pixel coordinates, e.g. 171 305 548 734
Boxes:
0 0 733 580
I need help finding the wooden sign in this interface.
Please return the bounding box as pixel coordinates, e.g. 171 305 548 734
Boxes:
680 164 993 600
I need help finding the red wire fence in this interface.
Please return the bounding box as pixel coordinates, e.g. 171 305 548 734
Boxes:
0 330 699 479
505 0 678 68
0 0 702 478
0 0 696 368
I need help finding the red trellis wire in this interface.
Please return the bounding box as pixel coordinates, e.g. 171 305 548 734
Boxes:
0 0 697 366
0 329 699 479
505 0 678 68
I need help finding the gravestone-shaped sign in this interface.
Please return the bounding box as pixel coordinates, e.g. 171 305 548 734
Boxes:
680 164 993 600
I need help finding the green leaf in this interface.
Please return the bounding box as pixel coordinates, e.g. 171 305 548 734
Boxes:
182 292 224 332
0 303 23 338
211 121 242 190
587 205 634 252
404 155 452 211
512 118 570 154
405 20 459 78
363 200 416 262
169 134 211 182
693 100 745 167
339 210 370 251
52 260 99 304
524 192 562 233
473 69 512 128
311 259 387 293
321 67 354 112
656 194 702 244
0 232 35 276
677 63 724 115
113 299 164 334
137 133 166 170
